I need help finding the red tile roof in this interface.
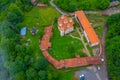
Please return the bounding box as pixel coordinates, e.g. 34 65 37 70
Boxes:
75 11 100 45
43 51 60 67
58 15 74 31
37 4 48 7
40 26 52 51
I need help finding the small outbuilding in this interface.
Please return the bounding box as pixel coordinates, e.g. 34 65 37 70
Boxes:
31 28 37 35
20 27 27 37
37 4 48 7
109 1 120 7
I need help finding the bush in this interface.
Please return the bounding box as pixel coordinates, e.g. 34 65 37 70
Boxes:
97 0 109 10
54 0 110 12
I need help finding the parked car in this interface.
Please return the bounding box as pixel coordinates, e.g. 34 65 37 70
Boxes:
97 66 101 71
80 74 85 80
101 58 104 62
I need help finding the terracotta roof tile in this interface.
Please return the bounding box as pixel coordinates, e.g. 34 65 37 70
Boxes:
66 22 73 28
58 15 74 31
75 11 100 45
40 26 52 51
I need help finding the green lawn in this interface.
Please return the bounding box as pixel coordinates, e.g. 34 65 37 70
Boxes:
49 23 86 60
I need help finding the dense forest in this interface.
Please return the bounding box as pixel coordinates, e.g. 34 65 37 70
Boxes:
54 0 110 12
106 13 120 80
0 0 59 80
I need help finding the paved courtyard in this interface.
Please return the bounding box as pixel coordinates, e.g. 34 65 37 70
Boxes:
74 69 99 80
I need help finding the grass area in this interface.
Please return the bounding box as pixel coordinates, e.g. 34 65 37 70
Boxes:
87 14 107 39
49 23 86 60
47 64 86 80
87 45 94 56
0 11 7 21
59 69 77 80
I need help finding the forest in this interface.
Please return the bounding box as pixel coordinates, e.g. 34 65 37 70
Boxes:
0 0 59 80
106 13 120 80
54 0 110 12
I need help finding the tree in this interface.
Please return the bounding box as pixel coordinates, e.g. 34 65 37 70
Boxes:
106 36 120 79
7 3 23 26
33 58 48 70
26 67 37 80
16 0 33 12
0 21 17 38
24 55 31 66
8 60 25 75
106 13 120 80
107 13 120 25
69 3 77 12
14 71 26 80
38 70 47 80
47 71 59 80
7 12 23 25
97 0 110 10
106 13 120 39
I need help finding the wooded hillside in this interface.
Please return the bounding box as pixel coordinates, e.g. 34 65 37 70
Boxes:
106 13 120 80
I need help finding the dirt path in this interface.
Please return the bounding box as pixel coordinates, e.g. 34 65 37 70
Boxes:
69 35 81 40
83 8 120 16
76 28 91 57
100 24 108 80
50 0 69 16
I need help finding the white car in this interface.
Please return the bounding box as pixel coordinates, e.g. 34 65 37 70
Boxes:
80 74 84 77
101 58 104 62
97 66 101 71
80 74 85 80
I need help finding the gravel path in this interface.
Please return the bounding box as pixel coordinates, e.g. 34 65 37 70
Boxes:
76 28 91 57
84 8 120 16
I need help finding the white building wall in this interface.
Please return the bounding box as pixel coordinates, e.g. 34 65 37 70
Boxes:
91 42 99 47
65 29 70 34
84 31 89 43
65 28 74 34
60 30 64 36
